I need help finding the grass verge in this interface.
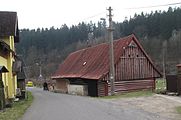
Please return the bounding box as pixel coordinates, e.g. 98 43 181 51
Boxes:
176 106 181 115
155 78 166 94
101 90 153 99
0 91 33 120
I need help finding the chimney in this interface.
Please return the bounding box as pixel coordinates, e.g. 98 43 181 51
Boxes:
176 64 181 95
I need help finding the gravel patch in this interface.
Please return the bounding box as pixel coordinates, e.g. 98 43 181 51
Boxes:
103 94 181 120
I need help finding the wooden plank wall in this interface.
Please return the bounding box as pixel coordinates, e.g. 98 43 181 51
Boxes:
103 42 160 82
100 41 160 95
108 79 154 93
115 44 159 81
97 81 108 97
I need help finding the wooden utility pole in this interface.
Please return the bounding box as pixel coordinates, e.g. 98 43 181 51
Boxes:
107 6 115 95
162 40 167 80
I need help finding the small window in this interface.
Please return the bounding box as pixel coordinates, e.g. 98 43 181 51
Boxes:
128 41 137 48
137 55 139 57
128 55 131 57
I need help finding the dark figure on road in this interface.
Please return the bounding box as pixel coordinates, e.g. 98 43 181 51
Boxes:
43 82 49 91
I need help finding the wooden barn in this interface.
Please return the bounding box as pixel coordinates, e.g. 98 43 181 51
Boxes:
52 34 162 97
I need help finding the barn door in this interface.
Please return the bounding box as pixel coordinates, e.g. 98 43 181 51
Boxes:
88 80 98 97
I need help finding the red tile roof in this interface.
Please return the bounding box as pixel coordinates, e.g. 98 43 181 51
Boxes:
176 64 181 67
52 34 161 80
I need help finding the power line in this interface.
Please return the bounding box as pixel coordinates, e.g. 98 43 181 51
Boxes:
82 11 107 21
72 11 106 25
71 2 181 25
126 2 181 9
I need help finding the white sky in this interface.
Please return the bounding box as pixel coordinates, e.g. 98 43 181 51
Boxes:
0 0 181 29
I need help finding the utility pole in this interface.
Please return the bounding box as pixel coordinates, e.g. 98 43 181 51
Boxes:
162 40 167 80
162 40 168 89
87 24 94 47
107 6 115 95
36 62 42 80
39 64 42 79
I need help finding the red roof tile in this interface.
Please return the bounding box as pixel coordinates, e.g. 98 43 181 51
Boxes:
176 64 181 67
52 34 161 80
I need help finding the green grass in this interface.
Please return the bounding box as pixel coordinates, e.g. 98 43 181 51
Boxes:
101 90 153 99
155 78 166 93
176 106 181 115
0 91 33 120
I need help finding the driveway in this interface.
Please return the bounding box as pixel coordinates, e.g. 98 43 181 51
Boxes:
105 94 181 120
21 88 178 120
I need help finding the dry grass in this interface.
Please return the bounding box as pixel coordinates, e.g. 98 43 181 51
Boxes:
176 106 181 115
0 91 33 120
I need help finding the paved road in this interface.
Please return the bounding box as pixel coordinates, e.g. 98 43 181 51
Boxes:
21 87 167 120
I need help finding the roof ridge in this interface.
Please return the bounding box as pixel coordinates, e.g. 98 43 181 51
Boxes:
71 34 135 55
0 11 17 13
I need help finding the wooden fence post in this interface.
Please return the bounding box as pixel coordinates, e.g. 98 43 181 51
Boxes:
0 76 5 110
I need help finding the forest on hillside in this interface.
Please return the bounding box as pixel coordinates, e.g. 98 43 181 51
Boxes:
16 7 181 79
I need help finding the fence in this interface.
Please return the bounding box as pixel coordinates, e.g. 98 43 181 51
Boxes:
166 75 177 93
166 64 181 95
0 80 5 110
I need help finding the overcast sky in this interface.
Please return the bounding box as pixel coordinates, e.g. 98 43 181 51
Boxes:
0 0 181 29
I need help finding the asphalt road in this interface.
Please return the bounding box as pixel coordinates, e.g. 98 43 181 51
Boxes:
21 87 167 120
